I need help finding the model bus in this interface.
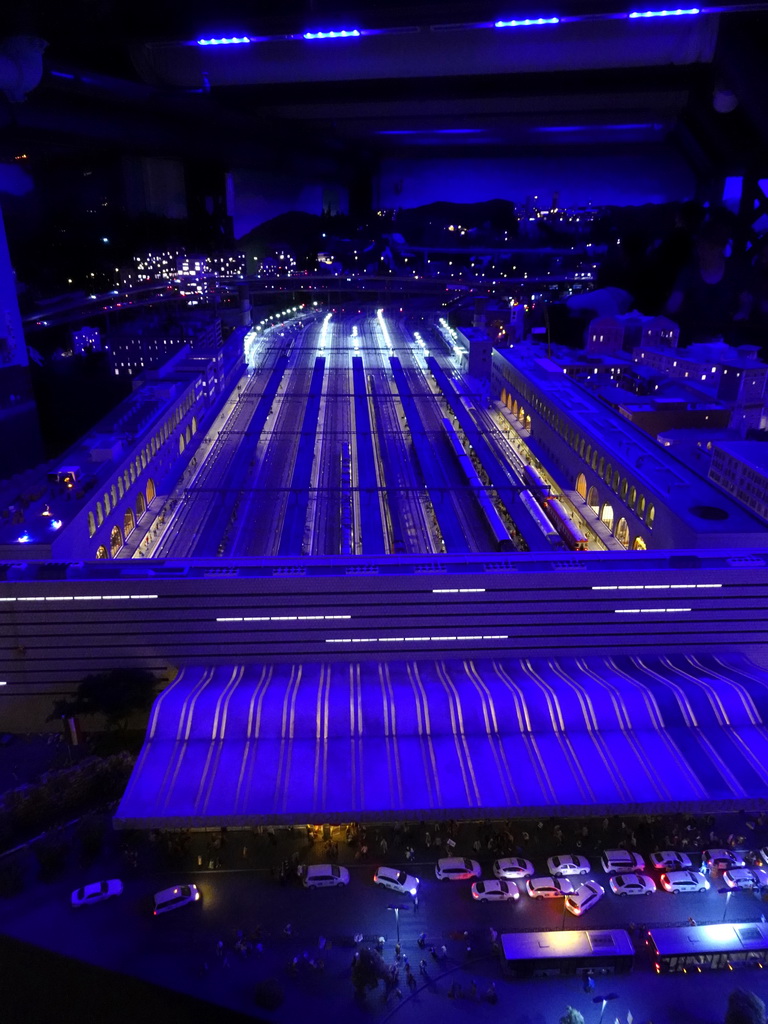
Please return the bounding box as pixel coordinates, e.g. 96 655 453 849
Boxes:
647 922 768 974
500 929 634 978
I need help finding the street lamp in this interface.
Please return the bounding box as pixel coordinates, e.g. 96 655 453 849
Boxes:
593 993 619 1024
387 903 410 944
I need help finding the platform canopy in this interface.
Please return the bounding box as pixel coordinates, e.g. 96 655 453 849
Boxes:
115 653 768 828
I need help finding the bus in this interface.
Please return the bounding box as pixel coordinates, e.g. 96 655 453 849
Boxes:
500 929 634 978
647 922 768 974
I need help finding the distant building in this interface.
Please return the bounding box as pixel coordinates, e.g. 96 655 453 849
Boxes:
709 441 768 524
72 326 102 355
105 314 222 377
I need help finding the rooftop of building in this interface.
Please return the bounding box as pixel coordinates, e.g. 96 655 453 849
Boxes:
495 342 768 539
713 439 768 474
0 345 210 551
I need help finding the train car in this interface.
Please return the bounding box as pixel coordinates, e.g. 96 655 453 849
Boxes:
441 418 515 552
519 488 560 544
545 497 589 551
523 464 551 504
339 441 354 556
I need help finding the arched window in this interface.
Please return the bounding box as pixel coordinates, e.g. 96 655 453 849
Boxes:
96 501 103 526
150 437 156 456
185 425 191 444
129 463 135 483
615 517 630 548
109 524 123 557
591 451 598 470
135 457 141 477
628 486 637 509
637 494 646 518
633 536 647 551
598 457 605 477
111 485 117 505
117 477 124 498
601 503 614 532
585 444 591 463
88 511 96 537
612 470 620 491
146 478 156 503
620 479 628 500
124 471 130 492
124 508 135 536
96 545 109 559
587 486 600 514
525 413 531 431
179 435 186 454
103 493 111 515
191 415 197 435
646 504 656 528
140 451 146 470
576 473 587 499
579 439 586 457
136 492 146 518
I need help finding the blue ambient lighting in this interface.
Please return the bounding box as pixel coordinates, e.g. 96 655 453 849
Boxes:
377 129 485 135
50 70 76 80
17 533 31 544
303 29 361 39
628 7 699 17
533 123 661 132
196 36 251 46
495 16 560 27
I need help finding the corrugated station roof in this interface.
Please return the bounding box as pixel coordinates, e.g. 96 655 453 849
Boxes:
115 652 768 828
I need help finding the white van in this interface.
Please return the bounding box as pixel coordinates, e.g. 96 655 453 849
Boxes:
435 857 481 880
600 849 645 873
302 864 350 888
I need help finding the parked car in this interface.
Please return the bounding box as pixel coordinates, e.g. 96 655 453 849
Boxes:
526 876 575 899
565 881 605 916
547 855 590 877
600 850 646 873
650 851 693 871
471 879 520 902
71 879 123 908
659 870 710 894
303 864 350 888
373 866 419 896
493 857 535 880
609 873 657 896
702 849 746 872
723 868 768 890
435 857 481 881
153 883 200 915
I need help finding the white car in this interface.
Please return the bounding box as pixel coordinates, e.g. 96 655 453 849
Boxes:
547 855 591 877
71 879 123 907
601 850 646 873
153 883 200 915
702 849 746 872
565 881 605 916
435 857 481 881
303 864 350 888
650 851 693 871
493 857 534 880
526 876 575 899
471 879 520 902
723 868 768 891
373 866 419 896
609 873 657 896
660 870 710 894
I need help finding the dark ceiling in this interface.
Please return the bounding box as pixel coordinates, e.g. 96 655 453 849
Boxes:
1 1 768 180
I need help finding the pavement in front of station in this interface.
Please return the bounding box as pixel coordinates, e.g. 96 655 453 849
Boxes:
3 734 768 1023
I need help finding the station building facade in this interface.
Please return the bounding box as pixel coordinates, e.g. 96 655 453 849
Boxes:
492 344 768 551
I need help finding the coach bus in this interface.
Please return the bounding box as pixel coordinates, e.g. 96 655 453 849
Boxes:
500 929 634 978
647 922 768 974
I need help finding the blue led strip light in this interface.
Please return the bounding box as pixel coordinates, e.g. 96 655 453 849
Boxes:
196 36 251 46
303 29 361 39
494 17 560 27
628 7 699 16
